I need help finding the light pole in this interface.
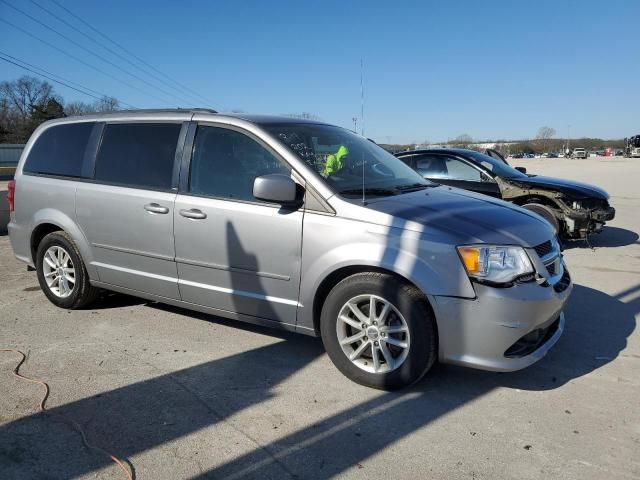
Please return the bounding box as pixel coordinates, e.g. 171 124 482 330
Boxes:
352 117 358 133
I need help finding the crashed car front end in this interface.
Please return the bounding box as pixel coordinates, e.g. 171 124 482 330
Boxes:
561 197 616 238
498 177 616 240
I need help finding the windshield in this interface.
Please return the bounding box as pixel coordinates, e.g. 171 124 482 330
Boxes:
461 150 528 179
263 123 429 197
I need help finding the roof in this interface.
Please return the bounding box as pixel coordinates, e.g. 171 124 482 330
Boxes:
222 113 330 126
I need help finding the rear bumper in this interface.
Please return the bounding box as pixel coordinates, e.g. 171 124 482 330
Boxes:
431 265 572 372
8 219 33 266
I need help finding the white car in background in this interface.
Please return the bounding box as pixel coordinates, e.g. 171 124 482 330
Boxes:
571 148 587 159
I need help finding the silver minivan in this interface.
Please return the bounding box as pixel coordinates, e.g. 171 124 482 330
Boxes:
8 109 572 389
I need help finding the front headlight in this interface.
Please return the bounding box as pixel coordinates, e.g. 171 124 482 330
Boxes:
457 245 534 284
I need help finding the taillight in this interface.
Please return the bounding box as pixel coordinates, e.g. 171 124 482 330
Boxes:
7 179 15 212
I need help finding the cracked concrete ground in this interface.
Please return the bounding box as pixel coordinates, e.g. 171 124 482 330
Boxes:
0 156 638 479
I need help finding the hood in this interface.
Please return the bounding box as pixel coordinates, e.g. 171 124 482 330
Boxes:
365 186 554 247
507 175 609 200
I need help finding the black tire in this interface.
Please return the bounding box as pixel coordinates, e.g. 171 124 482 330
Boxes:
35 231 99 309
522 203 561 234
320 272 437 390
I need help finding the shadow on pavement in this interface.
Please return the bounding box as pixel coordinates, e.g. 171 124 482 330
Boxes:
188 282 637 479
0 283 634 479
91 291 148 309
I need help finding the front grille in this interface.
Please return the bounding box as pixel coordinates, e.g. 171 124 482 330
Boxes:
546 262 556 275
553 268 571 293
533 240 553 258
504 316 561 358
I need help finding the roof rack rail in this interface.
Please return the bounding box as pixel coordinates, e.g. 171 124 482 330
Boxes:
115 108 218 114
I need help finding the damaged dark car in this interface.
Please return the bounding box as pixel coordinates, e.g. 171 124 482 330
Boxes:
395 148 615 240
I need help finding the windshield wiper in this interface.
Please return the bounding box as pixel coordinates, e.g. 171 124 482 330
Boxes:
394 183 435 192
339 187 398 197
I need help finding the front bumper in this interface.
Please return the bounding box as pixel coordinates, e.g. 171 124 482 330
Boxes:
431 263 572 371
564 206 615 237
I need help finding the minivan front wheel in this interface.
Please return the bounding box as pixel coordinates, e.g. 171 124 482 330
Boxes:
320 273 437 390
36 231 99 309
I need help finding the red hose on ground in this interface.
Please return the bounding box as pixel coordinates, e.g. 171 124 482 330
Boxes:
1 349 133 480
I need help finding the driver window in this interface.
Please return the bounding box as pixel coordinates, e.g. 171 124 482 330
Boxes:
189 126 289 202
310 137 352 178
416 155 448 178
443 157 482 181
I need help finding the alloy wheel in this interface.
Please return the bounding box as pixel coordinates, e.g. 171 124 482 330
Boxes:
336 294 411 374
42 246 76 298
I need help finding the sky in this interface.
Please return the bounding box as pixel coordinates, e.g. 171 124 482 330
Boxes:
1 0 639 144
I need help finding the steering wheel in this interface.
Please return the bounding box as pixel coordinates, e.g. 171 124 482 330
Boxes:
371 162 394 177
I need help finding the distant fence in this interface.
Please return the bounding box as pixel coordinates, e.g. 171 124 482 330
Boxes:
0 144 24 179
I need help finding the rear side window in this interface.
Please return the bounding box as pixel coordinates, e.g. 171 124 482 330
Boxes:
94 123 181 190
24 122 94 177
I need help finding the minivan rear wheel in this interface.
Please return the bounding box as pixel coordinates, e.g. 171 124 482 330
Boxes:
320 272 437 390
36 231 99 309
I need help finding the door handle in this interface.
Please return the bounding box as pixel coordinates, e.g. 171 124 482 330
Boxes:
179 208 207 220
144 203 169 214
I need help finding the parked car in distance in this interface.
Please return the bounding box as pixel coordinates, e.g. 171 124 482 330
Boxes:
9 110 572 390
571 148 587 159
396 148 615 240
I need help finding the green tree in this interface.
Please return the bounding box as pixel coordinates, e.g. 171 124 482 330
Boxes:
32 98 65 124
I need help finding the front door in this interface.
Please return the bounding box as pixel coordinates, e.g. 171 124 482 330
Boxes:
415 154 501 197
76 122 184 299
173 124 303 326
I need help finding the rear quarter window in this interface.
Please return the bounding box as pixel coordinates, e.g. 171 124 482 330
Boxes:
23 122 95 177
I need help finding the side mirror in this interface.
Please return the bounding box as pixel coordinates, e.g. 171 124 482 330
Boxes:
515 166 527 174
253 174 302 206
